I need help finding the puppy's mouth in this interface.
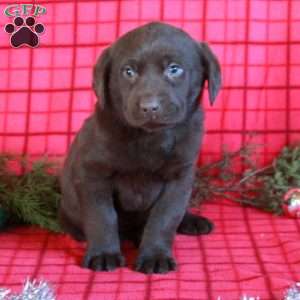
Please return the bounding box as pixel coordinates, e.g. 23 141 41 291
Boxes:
126 113 185 132
124 107 185 132
141 121 173 132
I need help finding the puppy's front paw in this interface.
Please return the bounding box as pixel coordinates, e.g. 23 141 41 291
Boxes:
177 213 214 235
82 252 125 271
135 253 176 274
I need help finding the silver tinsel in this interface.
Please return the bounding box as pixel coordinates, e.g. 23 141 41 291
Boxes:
0 279 56 300
217 296 260 300
1 279 300 300
284 282 300 300
216 283 300 300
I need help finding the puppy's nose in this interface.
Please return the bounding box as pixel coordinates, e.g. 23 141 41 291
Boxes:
139 98 160 115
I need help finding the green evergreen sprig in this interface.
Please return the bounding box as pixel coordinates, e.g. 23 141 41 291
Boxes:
0 155 62 232
0 144 299 233
191 144 300 214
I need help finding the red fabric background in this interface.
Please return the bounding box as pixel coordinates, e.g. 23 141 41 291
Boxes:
1 0 299 164
0 1 300 299
1 202 300 300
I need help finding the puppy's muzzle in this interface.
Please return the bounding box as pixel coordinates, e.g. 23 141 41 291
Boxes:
126 95 182 130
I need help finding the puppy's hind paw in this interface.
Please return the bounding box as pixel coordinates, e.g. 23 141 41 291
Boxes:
82 252 125 271
177 212 214 235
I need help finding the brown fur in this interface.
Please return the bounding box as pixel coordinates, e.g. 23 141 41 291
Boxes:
59 22 221 274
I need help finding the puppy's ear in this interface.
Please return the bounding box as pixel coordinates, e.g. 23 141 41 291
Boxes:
198 42 221 105
92 47 111 110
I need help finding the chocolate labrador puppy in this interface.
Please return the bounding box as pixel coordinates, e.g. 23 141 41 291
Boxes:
59 22 221 274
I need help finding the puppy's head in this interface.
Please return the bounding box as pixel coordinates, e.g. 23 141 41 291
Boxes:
93 22 221 132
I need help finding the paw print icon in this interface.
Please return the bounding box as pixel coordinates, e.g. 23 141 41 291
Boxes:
4 16 45 48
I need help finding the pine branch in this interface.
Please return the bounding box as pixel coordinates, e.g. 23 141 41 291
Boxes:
191 144 300 215
0 143 299 233
0 156 62 232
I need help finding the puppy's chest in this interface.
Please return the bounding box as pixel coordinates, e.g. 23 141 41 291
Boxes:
122 133 175 171
113 138 173 211
114 172 164 211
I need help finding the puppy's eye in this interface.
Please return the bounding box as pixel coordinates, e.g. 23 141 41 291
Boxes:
122 66 137 79
165 64 184 78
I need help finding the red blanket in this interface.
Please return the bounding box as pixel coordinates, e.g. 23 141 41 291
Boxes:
1 201 300 300
0 0 300 299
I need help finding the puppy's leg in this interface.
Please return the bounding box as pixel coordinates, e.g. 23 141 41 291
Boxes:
177 211 214 235
135 169 193 274
79 181 124 271
59 208 85 241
